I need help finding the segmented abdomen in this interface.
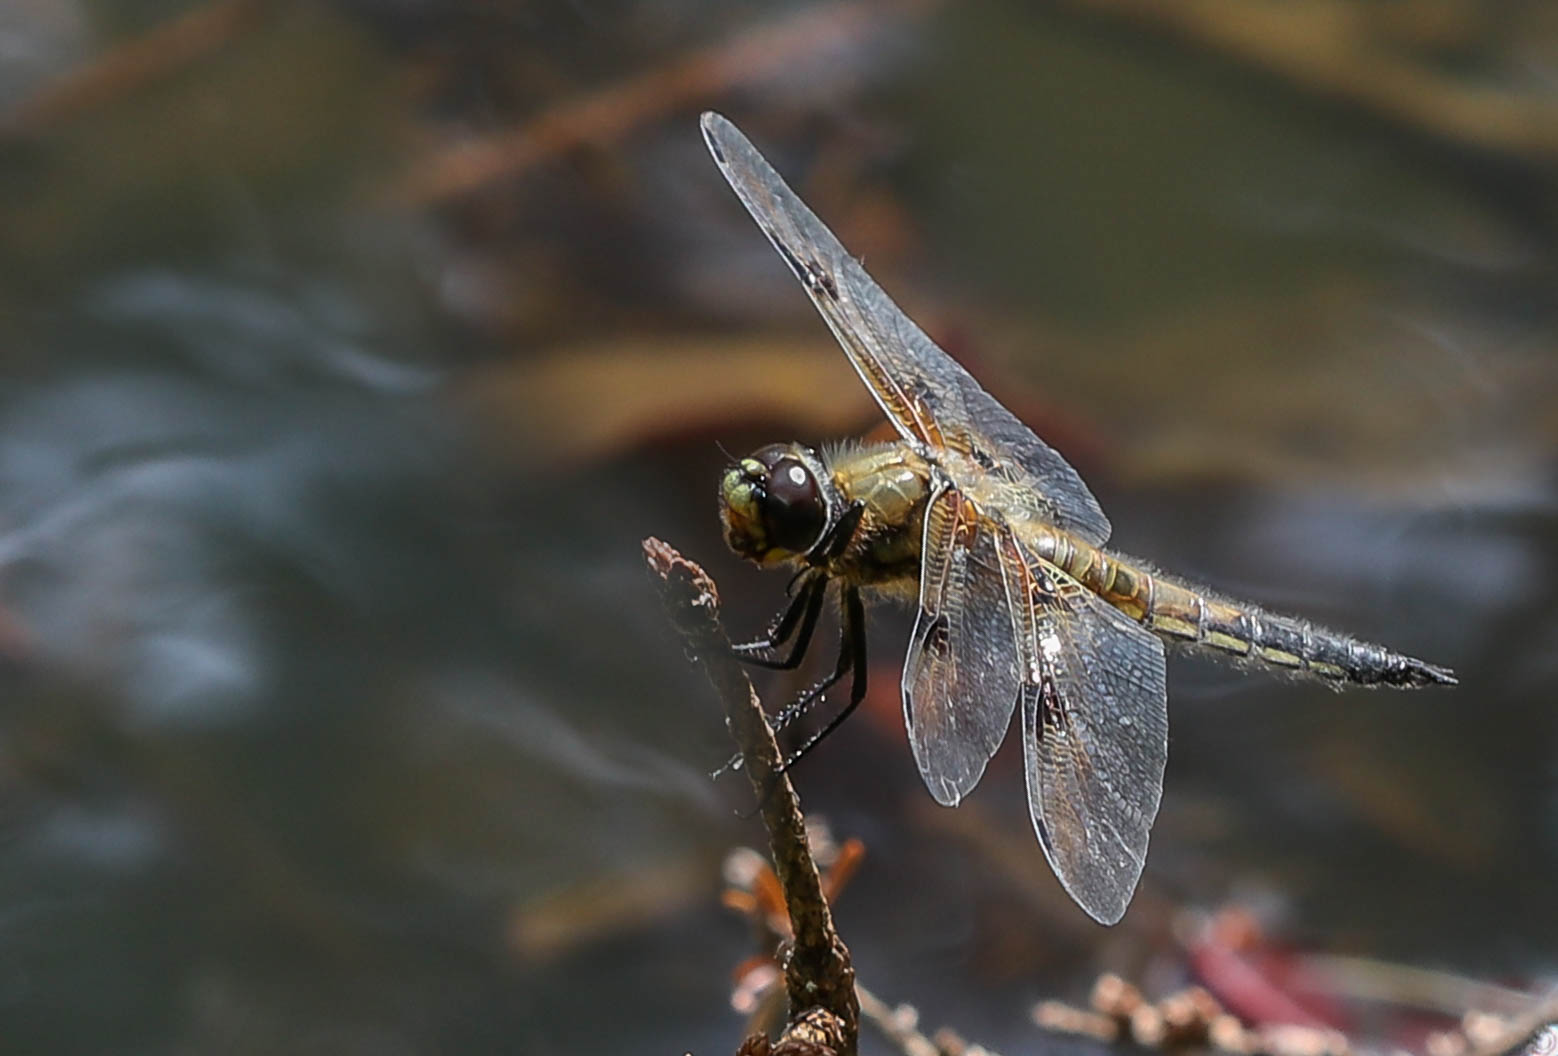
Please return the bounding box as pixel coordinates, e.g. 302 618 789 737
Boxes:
1023 524 1455 688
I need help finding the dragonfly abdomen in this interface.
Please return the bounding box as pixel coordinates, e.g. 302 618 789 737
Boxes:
1027 526 1455 688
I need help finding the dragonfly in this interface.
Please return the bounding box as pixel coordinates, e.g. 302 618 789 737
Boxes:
701 112 1456 925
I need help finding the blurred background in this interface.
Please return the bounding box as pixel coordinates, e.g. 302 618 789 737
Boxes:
0 1 1555 1052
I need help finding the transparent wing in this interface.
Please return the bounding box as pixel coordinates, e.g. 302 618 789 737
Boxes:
996 531 1168 925
902 483 1022 806
701 111 1112 546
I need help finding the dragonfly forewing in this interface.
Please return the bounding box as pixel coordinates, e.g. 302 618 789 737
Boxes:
701 112 1113 547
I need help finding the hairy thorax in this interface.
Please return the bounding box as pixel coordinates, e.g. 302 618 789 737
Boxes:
822 442 934 600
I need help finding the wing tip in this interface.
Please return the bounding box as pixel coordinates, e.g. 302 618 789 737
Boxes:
932 779 965 808
1030 806 1144 927
700 111 733 165
1052 855 1137 926
1082 897 1130 927
912 751 973 808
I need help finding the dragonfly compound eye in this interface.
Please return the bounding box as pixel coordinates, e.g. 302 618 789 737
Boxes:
760 456 826 553
719 445 825 562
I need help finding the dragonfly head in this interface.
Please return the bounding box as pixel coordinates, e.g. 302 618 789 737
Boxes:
719 443 829 566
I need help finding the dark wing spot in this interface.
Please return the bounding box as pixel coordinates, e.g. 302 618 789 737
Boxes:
704 129 726 164
1039 673 1065 732
970 445 997 471
904 380 940 428
773 240 810 284
807 263 839 301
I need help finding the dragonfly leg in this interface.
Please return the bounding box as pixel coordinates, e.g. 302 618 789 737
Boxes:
816 501 866 561
730 571 827 670
713 585 863 783
776 586 867 773
727 499 860 670
715 502 866 781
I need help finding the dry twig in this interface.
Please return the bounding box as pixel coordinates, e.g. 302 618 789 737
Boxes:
390 0 936 205
644 537 858 1055
857 985 942 1056
723 822 866 1039
0 0 274 136
1453 989 1558 1056
857 985 1008 1056
1036 974 1353 1056
1050 0 1558 167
